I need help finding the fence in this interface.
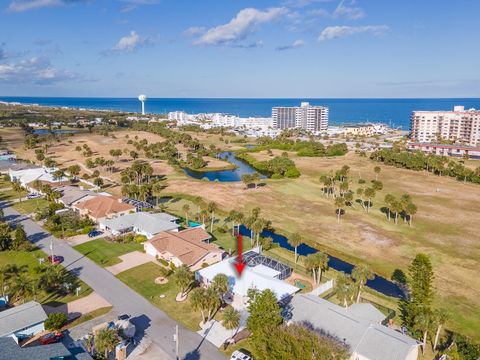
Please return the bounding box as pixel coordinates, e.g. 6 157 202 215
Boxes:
309 279 334 297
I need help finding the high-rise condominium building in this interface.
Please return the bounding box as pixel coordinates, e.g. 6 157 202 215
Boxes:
410 106 480 146
272 102 329 132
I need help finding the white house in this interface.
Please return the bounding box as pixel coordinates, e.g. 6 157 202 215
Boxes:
288 295 419 360
0 301 48 344
99 212 179 239
9 167 68 192
196 248 299 309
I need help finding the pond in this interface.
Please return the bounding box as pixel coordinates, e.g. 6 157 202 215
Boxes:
33 129 79 135
183 151 267 182
238 225 405 299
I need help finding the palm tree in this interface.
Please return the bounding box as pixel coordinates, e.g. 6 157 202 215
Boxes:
212 273 229 301
251 172 261 189
414 309 432 356
12 181 24 202
252 218 267 247
241 174 252 189
222 306 240 330
334 197 345 222
391 201 403 225
305 254 317 284
190 287 207 324
95 328 119 359
315 252 329 284
173 265 194 298
352 265 375 303
364 187 375 213
205 287 221 322
405 202 417 227
207 202 218 233
288 233 302 264
336 272 354 308
12 273 34 304
182 204 191 225
384 194 395 221
433 308 449 351
374 166 381 180
356 187 366 211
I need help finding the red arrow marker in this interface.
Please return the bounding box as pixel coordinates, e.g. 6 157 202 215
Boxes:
234 234 246 276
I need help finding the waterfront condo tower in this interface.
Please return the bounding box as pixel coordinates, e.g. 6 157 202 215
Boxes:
272 102 329 132
410 106 480 146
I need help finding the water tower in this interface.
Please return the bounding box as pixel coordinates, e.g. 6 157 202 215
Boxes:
138 94 147 115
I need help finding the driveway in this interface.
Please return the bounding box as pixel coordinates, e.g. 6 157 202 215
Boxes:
65 232 106 246
1 202 225 360
43 292 111 320
105 251 155 275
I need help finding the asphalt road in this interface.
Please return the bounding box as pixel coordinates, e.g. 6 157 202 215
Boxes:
1 203 225 360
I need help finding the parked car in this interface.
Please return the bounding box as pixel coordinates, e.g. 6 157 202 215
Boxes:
39 332 64 345
88 230 103 238
27 193 41 199
48 255 63 264
230 350 253 360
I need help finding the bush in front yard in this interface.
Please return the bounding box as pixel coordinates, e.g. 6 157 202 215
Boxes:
45 313 68 331
134 234 147 243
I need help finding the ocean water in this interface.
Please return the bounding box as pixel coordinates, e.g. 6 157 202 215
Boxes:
2 97 480 129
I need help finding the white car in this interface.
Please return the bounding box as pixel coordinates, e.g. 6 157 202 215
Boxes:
230 350 252 360
27 193 41 199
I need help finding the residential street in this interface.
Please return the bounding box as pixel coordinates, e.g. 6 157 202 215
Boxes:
1 202 225 360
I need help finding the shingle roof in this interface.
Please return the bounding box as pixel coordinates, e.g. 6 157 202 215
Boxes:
147 229 219 266
0 337 92 360
0 301 47 337
57 185 98 206
174 227 212 243
288 295 419 360
74 196 135 219
347 303 386 324
101 212 179 235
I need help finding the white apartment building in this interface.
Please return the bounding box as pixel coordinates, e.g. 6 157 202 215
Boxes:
272 102 329 132
168 111 190 123
410 106 480 146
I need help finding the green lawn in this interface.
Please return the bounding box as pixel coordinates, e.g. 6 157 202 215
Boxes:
211 229 253 255
0 249 93 305
11 198 49 214
0 188 27 202
116 262 204 331
63 306 113 329
74 238 143 267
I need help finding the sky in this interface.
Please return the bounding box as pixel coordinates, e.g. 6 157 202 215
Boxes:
0 0 479 98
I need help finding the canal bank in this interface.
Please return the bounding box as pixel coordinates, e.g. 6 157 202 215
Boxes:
238 225 405 299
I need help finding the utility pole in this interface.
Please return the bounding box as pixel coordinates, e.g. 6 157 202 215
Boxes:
174 325 179 360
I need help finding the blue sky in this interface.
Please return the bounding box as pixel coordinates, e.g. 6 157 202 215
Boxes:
0 0 479 98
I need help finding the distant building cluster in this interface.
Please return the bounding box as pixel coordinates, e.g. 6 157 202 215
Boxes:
168 111 278 137
272 102 329 133
410 106 480 146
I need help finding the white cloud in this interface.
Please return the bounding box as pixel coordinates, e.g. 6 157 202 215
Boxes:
276 39 305 51
195 7 288 46
113 31 150 52
333 0 365 20
183 27 206 36
0 57 78 84
8 0 83 12
318 25 388 41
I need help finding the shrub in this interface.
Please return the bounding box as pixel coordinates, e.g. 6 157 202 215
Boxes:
134 234 147 243
158 258 169 267
45 313 68 331
81 226 95 235
169 262 177 270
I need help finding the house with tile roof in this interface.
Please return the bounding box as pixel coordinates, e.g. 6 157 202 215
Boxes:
72 195 135 222
144 228 223 270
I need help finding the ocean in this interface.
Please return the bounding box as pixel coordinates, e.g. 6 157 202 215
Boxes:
2 97 480 129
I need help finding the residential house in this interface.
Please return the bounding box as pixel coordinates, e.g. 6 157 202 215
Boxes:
144 228 223 271
0 150 16 162
0 301 47 343
56 185 99 208
0 337 93 360
99 212 179 239
287 294 419 360
8 167 68 193
72 196 135 222
196 248 299 309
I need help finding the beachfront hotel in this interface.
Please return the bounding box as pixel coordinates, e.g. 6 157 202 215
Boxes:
272 102 329 132
410 106 480 146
